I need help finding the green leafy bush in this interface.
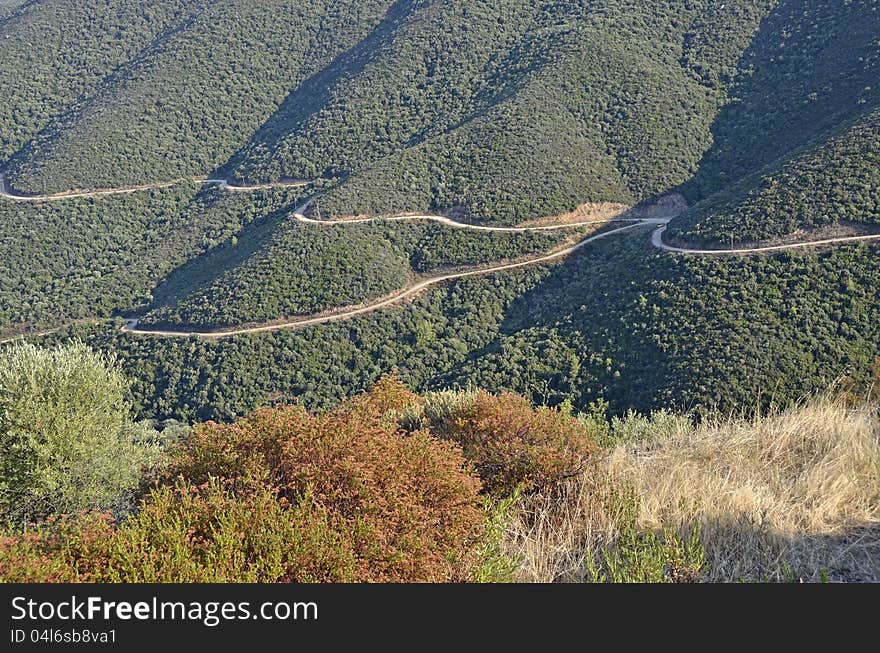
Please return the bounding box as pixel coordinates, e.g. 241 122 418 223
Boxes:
585 487 705 584
473 488 523 583
0 342 160 525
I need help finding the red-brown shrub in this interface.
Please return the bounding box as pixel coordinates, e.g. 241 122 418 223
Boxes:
440 392 598 496
0 512 116 582
0 377 484 583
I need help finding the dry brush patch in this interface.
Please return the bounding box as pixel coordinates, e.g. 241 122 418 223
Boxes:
519 201 631 227
504 399 880 582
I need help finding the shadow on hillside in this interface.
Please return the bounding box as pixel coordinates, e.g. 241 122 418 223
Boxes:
142 192 301 312
217 0 415 181
1 3 212 178
678 0 880 206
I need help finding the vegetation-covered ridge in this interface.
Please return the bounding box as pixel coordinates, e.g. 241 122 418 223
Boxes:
681 0 880 204
8 223 869 427
2 0 395 194
670 107 880 245
3 0 878 228
0 185 308 338
4 0 781 223
233 0 774 223
137 219 581 331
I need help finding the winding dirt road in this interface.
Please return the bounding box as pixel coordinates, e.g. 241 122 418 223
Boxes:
122 221 650 338
2 175 879 341
119 208 880 338
0 172 307 202
651 224 880 255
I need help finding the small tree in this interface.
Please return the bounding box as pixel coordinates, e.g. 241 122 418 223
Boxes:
0 341 160 526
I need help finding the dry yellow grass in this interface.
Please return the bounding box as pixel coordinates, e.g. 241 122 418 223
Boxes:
504 399 880 582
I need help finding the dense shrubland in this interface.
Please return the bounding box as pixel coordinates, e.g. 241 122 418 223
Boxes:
0 4 879 586
0 0 201 164
682 0 880 203
668 0 880 245
4 0 395 194
4 0 786 221
0 0 26 18
0 186 195 334
3 0 877 227
140 220 572 329
240 0 773 223
0 1 876 421
0 179 570 334
0 186 305 336
441 234 880 415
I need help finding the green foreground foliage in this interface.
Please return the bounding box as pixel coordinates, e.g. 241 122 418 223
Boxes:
0 342 160 526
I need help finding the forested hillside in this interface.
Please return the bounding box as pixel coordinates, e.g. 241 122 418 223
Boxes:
0 185 306 336
140 219 573 330
670 108 880 244
665 0 880 245
30 227 876 423
3 0 774 219
0 0 203 164
681 0 880 203
232 0 774 223
1 0 879 429
3 0 394 194
4 1 878 226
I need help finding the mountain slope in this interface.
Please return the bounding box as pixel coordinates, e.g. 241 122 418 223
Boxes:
0 185 306 336
669 107 880 244
3 0 397 194
233 0 775 223
3 0 776 220
56 228 878 423
139 218 572 330
682 0 880 203
0 0 202 164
